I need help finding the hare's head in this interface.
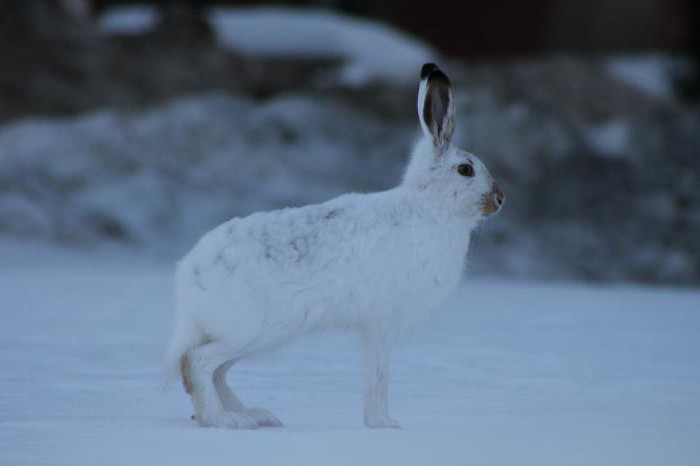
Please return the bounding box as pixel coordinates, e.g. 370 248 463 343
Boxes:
403 63 504 219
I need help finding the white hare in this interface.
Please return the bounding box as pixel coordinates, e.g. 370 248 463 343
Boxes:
166 63 504 429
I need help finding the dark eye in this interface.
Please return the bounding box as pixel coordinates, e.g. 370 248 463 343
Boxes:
457 163 474 177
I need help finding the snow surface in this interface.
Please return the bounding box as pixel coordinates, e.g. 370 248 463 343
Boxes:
1 238 699 466
98 6 434 85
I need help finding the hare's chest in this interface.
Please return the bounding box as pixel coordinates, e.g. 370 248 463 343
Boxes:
359 244 465 335
376 221 469 316
409 240 465 297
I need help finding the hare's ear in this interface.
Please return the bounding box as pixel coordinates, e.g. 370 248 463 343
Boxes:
417 63 455 152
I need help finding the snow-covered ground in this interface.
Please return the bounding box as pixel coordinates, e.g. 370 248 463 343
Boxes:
1 238 698 466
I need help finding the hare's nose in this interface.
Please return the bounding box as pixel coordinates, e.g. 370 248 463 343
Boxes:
492 183 505 208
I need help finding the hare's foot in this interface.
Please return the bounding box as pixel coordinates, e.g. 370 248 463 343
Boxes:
364 414 400 429
245 407 283 427
196 410 258 429
184 342 258 430
212 363 283 427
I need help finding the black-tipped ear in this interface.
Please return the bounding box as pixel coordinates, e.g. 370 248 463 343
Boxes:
417 63 455 152
420 63 440 80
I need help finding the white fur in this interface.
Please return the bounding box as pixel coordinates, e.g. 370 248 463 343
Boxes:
166 64 502 429
417 72 430 137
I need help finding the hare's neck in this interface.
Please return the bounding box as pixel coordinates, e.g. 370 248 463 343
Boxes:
403 187 477 230
406 191 475 297
402 188 476 254
438 211 475 259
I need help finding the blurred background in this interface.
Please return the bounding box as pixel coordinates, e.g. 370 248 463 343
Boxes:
1 0 699 285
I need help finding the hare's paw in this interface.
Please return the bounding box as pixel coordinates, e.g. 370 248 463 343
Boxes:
364 414 400 429
197 411 259 429
247 407 283 427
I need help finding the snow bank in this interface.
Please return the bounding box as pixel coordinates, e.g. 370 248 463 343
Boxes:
209 7 434 85
98 5 435 86
1 83 698 284
0 93 409 254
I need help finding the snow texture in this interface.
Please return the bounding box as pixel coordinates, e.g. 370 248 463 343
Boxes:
0 238 699 465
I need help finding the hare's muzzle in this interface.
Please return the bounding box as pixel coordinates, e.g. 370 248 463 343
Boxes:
481 182 505 216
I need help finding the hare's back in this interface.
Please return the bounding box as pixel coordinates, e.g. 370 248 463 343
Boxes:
180 193 382 290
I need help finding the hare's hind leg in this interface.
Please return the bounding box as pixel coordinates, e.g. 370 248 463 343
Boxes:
183 341 258 429
212 360 243 410
213 360 283 427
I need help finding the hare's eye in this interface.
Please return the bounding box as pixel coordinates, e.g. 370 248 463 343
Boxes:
457 163 474 177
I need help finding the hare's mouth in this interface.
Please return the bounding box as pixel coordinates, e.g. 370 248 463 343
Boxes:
480 183 505 216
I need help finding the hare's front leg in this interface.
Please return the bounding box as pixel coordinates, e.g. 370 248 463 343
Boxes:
363 338 400 428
